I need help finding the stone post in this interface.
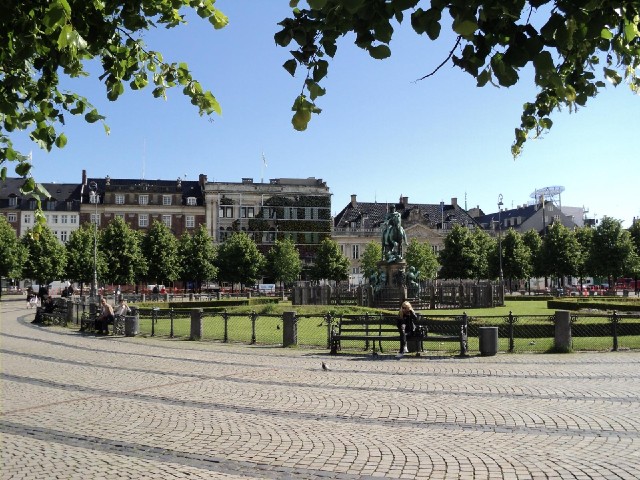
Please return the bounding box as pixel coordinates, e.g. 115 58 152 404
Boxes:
283 311 297 347
190 308 203 341
554 310 572 352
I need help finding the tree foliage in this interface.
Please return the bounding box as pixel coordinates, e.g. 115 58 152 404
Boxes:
540 222 580 282
21 225 66 284
277 1 640 156
405 238 438 280
310 237 350 284
589 216 639 281
142 220 180 284
178 226 217 290
0 216 26 282
500 229 532 283
216 232 265 288
65 223 107 292
266 237 302 287
360 241 382 280
100 217 147 286
438 225 477 280
1 0 226 193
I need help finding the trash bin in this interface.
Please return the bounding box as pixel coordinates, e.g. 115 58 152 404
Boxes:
124 314 139 337
478 327 499 356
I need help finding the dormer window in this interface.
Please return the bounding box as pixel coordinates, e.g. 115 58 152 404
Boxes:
186 197 197 206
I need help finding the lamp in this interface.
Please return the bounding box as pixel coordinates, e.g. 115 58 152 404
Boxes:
497 193 504 287
89 181 98 299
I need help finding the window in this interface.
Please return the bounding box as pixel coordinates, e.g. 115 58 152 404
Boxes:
47 200 56 210
24 214 31 224
138 195 148 205
115 194 125 205
8 196 17 207
60 231 68 242
138 214 148 227
186 215 195 228
7 213 17 222
90 213 100 225
219 206 233 218
162 215 171 228
89 194 99 204
162 195 172 206
240 207 254 218
115 213 125 220
61 215 68 224
265 207 277 219
70 216 77 224
29 199 37 210
186 197 197 206
51 215 58 224
352 244 359 260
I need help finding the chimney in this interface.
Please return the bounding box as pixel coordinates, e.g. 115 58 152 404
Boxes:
82 169 87 186
350 194 357 207
451 197 457 207
401 196 408 207
199 174 207 187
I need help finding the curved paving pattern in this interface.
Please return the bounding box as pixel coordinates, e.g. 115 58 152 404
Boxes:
2 299 640 479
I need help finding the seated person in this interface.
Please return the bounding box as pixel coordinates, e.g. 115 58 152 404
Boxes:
114 298 131 318
96 298 115 334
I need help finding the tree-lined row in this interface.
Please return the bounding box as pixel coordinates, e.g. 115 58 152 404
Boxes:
361 218 640 288
0 216 351 292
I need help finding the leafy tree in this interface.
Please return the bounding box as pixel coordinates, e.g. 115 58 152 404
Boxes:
500 229 532 289
21 225 66 284
266 238 302 289
277 1 640 156
438 225 477 280
540 222 580 285
178 226 217 291
142 220 180 286
360 241 382 281
522 229 544 280
574 226 594 286
65 223 108 295
590 217 639 285
629 220 640 258
310 237 350 285
2 1 226 198
216 232 265 289
405 238 439 281
0 216 26 297
100 217 147 286
471 227 494 280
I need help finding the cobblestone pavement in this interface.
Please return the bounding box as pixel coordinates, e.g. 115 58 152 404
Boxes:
2 298 640 479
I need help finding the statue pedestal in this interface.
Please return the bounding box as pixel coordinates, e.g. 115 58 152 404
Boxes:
373 260 407 309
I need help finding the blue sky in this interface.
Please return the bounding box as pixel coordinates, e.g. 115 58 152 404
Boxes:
12 2 640 226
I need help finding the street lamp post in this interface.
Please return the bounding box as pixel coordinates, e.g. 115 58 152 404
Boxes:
497 194 504 287
89 182 98 299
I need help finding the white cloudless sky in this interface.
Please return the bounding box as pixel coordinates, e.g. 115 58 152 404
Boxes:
13 1 640 226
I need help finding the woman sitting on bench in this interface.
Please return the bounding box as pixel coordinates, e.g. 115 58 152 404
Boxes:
397 301 418 358
96 298 114 334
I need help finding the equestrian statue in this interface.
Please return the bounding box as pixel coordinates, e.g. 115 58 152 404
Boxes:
381 209 407 263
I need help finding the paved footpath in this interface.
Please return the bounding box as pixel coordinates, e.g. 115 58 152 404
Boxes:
2 298 640 479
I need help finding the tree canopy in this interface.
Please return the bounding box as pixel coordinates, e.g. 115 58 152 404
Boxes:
277 1 640 156
1 0 226 194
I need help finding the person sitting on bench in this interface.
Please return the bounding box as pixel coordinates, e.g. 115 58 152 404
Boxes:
396 301 418 358
96 298 114 334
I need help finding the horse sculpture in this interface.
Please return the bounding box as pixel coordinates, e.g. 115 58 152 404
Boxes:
381 210 407 263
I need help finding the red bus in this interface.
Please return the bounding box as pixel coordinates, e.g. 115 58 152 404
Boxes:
616 278 640 291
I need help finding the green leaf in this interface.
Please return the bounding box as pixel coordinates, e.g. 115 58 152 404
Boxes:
308 0 328 8
368 44 391 60
452 18 478 37
21 178 36 194
15 162 32 176
85 109 105 123
55 133 67 148
283 59 297 77
600 28 613 40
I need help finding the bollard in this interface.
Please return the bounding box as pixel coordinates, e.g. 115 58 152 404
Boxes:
190 308 203 340
554 310 572 352
283 311 297 347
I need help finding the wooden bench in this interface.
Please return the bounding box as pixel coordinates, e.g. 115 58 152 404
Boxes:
330 313 469 356
80 312 126 335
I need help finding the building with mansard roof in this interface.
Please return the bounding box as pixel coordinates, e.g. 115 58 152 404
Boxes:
333 194 480 285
